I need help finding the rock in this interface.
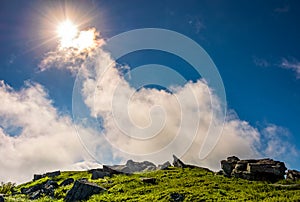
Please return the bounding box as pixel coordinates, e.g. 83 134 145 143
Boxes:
33 170 61 181
173 155 187 168
21 179 59 199
221 156 287 182
141 177 156 184
60 178 74 186
103 160 157 174
33 174 44 181
157 161 171 170
91 170 111 180
124 160 156 173
170 193 184 202
65 179 106 202
286 170 300 181
0 195 4 202
172 155 212 172
29 190 42 200
103 165 124 175
221 156 240 176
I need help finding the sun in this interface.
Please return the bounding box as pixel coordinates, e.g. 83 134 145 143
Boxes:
56 20 78 48
56 20 97 50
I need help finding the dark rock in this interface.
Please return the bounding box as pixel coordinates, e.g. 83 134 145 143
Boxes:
286 170 300 181
221 156 287 182
21 179 59 199
33 170 61 181
0 195 4 202
141 177 156 184
29 190 42 200
170 193 184 202
65 179 106 202
91 170 111 180
221 156 240 176
60 178 74 186
157 161 171 170
33 174 44 181
173 155 187 168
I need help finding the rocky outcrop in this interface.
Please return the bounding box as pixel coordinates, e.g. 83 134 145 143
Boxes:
286 170 300 181
103 160 157 174
33 171 61 181
60 178 74 186
91 170 111 180
21 180 58 199
221 156 287 182
65 179 106 202
172 155 212 172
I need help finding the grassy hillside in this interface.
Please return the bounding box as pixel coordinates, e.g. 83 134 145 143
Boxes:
5 167 300 201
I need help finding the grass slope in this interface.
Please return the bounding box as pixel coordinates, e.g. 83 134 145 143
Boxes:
6 167 300 201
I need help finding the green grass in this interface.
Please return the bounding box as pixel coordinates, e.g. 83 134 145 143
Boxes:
4 167 300 201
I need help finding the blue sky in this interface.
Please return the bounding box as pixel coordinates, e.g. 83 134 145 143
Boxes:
0 0 300 182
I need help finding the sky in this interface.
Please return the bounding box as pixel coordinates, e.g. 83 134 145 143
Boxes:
0 0 300 183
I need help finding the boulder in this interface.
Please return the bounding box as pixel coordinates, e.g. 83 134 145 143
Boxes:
0 195 4 202
173 155 187 168
21 179 58 199
65 179 106 202
60 178 74 186
286 170 300 181
221 156 287 182
33 170 61 181
91 170 111 180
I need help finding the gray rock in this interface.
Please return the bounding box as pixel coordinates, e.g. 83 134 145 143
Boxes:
33 170 61 181
173 155 187 168
91 170 111 180
29 190 42 200
65 179 106 202
157 161 171 170
104 160 157 174
221 156 287 182
170 193 184 202
60 178 74 186
286 170 300 181
0 195 4 202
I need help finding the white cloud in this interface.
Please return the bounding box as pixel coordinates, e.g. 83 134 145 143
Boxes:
0 81 99 183
3 27 297 183
39 29 300 172
280 58 300 79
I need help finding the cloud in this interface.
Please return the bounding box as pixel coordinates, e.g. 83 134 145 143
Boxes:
253 56 270 67
39 28 299 172
280 58 300 79
261 124 299 165
0 80 101 183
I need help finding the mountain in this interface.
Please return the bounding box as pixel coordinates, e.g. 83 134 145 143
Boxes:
1 156 300 202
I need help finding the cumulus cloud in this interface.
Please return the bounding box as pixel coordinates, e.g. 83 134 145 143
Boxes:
280 57 300 79
2 27 298 183
0 81 101 183
39 28 300 171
